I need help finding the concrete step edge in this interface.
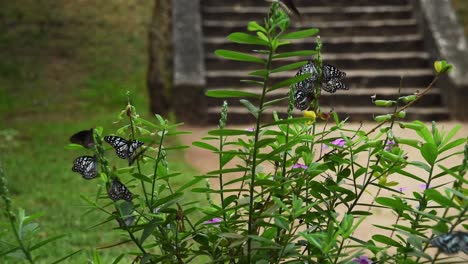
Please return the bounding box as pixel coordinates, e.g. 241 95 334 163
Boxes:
206 69 434 78
204 34 423 44
203 19 417 28
205 52 430 60
203 6 413 14
207 106 449 115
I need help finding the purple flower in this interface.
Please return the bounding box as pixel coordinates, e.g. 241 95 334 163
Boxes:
396 187 409 193
292 163 308 170
352 256 372 264
419 183 429 190
244 127 255 132
384 139 396 151
331 138 346 147
204 217 222 225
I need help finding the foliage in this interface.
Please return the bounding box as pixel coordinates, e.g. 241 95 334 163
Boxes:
2 2 467 264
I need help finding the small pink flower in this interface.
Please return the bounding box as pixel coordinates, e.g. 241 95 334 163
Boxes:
352 256 372 264
245 127 255 132
205 217 222 225
292 163 308 170
331 138 346 147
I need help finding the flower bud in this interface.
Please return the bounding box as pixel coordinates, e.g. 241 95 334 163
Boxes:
374 114 392 122
374 100 395 107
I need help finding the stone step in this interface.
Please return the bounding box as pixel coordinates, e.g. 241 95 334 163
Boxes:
205 87 443 108
202 0 410 7
205 105 449 124
203 19 419 37
204 34 425 54
202 5 414 22
205 52 430 70
206 69 434 88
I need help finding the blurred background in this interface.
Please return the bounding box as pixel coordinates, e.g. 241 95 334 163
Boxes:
0 0 467 262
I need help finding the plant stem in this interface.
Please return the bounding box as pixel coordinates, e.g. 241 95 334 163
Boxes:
247 46 274 264
150 129 166 209
10 219 35 264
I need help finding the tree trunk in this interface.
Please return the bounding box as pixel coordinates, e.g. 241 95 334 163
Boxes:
147 0 172 117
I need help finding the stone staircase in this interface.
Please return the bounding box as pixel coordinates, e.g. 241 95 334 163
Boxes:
200 0 450 123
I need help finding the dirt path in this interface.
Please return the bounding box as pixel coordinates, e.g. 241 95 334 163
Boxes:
179 122 467 241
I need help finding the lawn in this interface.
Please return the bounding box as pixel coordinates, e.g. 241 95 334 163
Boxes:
0 1 201 263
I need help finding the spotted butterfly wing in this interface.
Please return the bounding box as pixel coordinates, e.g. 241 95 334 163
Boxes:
430 231 468 254
72 156 98 179
321 64 347 93
295 61 319 92
108 178 133 202
294 88 314 111
70 129 94 148
104 136 144 160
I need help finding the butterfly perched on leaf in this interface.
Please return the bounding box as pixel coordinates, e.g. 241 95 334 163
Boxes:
69 129 94 148
430 231 468 254
108 178 133 202
104 136 144 164
293 61 347 110
267 0 300 16
72 156 98 179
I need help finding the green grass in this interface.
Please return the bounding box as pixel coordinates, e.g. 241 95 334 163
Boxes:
0 1 202 263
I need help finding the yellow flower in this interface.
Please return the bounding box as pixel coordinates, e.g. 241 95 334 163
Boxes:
303 110 316 125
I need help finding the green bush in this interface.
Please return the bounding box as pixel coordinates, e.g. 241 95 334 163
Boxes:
1 3 466 264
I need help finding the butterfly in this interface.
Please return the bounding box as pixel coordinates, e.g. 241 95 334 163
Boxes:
108 178 133 202
293 62 347 110
69 129 94 148
104 136 144 162
72 156 98 179
321 64 347 93
430 231 468 254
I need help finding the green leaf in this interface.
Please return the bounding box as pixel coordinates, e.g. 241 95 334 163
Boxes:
425 189 458 208
30 234 66 251
228 32 269 46
372 235 402 247
268 72 311 92
261 117 310 128
111 254 126 264
215 49 265 64
152 192 184 209
50 250 82 264
438 138 466 154
273 50 317 59
65 144 85 150
421 143 438 165
274 216 289 230
176 177 203 193
271 61 308 73
240 99 259 119
205 89 259 98
375 197 408 211
249 69 269 78
140 220 158 244
208 129 254 136
131 173 152 183
192 141 219 152
441 124 461 146
279 28 319 39
247 21 267 33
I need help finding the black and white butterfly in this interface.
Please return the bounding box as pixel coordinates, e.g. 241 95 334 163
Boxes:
104 136 144 162
69 129 94 148
108 178 133 202
293 61 347 110
430 231 468 255
72 156 98 179
321 64 347 93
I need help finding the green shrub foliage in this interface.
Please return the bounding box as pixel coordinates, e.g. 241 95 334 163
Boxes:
4 2 465 264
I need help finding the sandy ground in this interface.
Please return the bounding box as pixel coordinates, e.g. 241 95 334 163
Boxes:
179 122 467 245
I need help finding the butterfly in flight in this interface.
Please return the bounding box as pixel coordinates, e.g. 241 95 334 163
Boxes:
72 156 98 179
430 231 468 255
69 129 94 148
104 136 144 164
108 178 133 202
293 61 347 110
